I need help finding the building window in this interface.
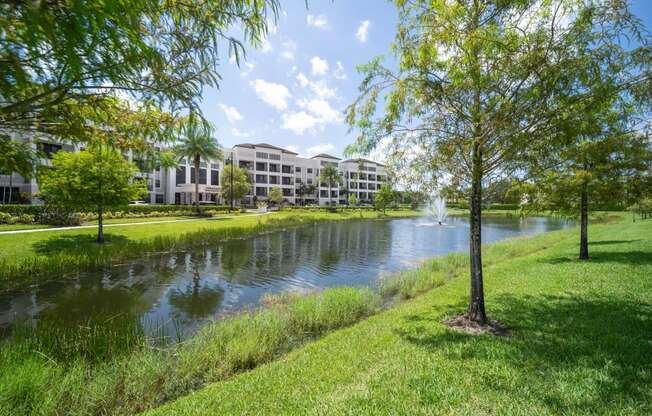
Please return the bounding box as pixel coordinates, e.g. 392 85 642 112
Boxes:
269 176 279 185
282 177 292 185
155 179 161 188
295 166 302 173
255 175 267 184
176 167 186 185
269 153 281 161
211 170 219 186
307 168 313 174
282 165 292 174
269 163 279 173
155 194 165 204
307 178 313 185
190 168 208 185
256 152 269 159
255 162 267 171
255 187 267 197
320 190 328 197
282 188 293 197
38 142 63 159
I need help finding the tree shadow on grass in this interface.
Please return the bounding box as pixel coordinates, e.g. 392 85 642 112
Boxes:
395 294 652 414
588 239 642 246
32 234 131 255
544 250 652 266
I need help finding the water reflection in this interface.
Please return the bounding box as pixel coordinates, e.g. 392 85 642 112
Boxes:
0 216 571 340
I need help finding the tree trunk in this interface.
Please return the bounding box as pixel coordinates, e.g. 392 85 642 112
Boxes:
8 174 13 204
467 141 487 325
97 208 104 244
579 184 589 260
194 155 200 212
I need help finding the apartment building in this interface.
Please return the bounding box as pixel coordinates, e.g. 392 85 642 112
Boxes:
2 140 387 206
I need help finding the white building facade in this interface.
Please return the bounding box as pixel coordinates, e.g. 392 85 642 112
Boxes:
2 140 388 207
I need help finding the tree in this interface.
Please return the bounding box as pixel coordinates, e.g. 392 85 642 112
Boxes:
346 1 648 326
1 1 279 138
374 185 394 214
0 137 39 204
39 148 145 243
221 165 251 207
349 193 358 207
174 114 223 210
268 187 283 207
319 165 341 206
528 130 651 259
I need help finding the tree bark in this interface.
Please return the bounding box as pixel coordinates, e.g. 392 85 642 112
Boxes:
579 184 589 260
97 207 104 243
467 140 487 325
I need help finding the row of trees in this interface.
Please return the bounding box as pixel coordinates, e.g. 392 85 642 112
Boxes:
347 0 651 326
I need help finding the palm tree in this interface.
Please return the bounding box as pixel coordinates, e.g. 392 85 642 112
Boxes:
174 114 223 210
319 164 341 207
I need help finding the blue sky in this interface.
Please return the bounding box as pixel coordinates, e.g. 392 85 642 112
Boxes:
199 1 652 159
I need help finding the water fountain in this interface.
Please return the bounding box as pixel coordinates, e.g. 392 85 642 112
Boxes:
431 195 448 225
419 194 448 227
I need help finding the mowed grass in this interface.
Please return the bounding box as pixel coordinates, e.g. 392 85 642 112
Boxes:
148 217 652 416
0 209 419 291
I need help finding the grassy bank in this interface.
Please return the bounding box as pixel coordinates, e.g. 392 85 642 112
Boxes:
2 215 638 415
0 209 419 292
146 217 652 415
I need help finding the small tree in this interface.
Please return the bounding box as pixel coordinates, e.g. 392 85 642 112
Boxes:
0 137 39 204
374 185 394 214
319 165 341 206
221 165 251 207
39 147 145 243
268 187 283 207
348 193 358 207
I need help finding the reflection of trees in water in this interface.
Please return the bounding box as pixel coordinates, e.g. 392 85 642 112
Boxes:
220 239 253 282
168 275 224 320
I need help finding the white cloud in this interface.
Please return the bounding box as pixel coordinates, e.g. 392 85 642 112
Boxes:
297 98 342 123
310 56 329 76
280 40 297 61
286 145 299 154
333 61 347 80
260 38 273 53
281 111 321 135
306 14 329 29
356 20 371 43
219 103 243 124
307 143 335 156
296 73 337 99
231 127 252 138
250 79 291 111
240 62 256 77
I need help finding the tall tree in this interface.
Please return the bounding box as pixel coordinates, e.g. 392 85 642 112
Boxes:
268 187 283 207
221 165 252 207
319 165 341 206
39 147 145 243
346 0 648 325
0 0 279 138
374 184 395 214
174 115 223 210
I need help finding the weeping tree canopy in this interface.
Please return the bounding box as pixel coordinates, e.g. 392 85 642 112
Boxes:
0 0 279 138
346 0 650 325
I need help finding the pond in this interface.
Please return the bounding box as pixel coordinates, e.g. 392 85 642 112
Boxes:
0 215 572 341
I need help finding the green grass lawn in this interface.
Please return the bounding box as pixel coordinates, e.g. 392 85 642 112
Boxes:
0 223 54 232
148 217 652 416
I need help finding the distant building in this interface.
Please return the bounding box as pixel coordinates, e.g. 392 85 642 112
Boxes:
1 139 387 206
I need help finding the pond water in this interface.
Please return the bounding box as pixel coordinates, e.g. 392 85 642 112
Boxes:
0 216 572 341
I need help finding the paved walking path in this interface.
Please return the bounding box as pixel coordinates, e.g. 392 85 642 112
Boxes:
0 212 270 235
